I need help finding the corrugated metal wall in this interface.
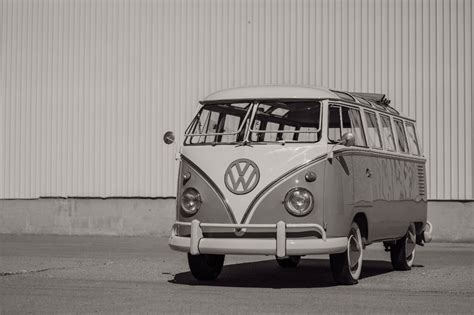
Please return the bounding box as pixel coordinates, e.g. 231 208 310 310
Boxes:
1 0 472 199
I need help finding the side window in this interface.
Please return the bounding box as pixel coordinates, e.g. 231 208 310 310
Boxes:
341 107 366 146
328 106 342 142
364 111 382 149
394 119 409 153
380 115 396 151
405 122 420 155
328 105 366 146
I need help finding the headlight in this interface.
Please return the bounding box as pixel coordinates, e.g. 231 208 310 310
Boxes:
180 188 201 216
284 187 314 216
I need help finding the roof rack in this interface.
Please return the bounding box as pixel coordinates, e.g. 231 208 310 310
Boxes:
346 92 399 115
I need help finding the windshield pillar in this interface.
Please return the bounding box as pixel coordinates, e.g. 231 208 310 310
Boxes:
241 101 258 143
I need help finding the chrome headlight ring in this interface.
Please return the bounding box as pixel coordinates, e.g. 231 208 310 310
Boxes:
284 187 314 217
180 187 201 216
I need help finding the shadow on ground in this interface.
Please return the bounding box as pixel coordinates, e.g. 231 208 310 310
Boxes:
170 258 394 288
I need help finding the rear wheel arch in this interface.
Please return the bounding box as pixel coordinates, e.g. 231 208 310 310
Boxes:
414 221 424 235
413 221 425 244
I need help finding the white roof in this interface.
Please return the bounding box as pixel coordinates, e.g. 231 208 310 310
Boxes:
202 85 338 102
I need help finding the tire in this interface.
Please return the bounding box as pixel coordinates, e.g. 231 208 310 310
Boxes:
390 223 416 271
187 253 225 281
330 221 364 285
276 256 301 268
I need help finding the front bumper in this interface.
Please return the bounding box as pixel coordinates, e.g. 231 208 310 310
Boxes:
168 220 347 257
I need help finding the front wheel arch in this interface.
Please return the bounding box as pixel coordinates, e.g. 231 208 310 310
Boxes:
353 212 369 243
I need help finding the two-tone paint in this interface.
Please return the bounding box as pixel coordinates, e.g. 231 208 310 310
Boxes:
169 86 429 256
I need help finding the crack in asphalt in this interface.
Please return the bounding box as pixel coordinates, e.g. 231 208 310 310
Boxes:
0 261 119 277
0 267 68 277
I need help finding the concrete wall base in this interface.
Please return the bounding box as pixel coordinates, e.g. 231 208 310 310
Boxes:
0 199 472 242
427 201 474 242
0 198 176 237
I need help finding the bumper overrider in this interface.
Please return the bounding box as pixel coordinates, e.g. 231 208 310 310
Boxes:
168 220 348 257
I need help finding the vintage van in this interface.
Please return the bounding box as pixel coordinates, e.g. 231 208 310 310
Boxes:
168 86 433 285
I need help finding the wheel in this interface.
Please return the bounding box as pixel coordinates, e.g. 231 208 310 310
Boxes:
390 223 416 271
276 256 301 268
330 221 364 285
187 253 225 281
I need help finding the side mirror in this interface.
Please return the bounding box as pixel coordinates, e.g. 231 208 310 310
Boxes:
163 131 175 144
327 132 355 162
340 132 355 147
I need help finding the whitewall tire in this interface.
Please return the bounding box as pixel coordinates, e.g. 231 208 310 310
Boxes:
390 223 416 271
330 221 364 285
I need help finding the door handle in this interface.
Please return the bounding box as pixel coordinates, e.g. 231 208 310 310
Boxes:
366 168 372 178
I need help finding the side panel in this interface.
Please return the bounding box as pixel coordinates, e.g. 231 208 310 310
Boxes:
352 153 376 240
353 155 373 209
370 156 427 241
325 149 428 242
368 155 396 240
323 154 354 238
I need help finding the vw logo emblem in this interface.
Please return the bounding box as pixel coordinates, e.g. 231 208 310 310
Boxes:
224 159 260 195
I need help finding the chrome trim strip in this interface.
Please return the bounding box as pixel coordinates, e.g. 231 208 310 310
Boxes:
181 155 237 223
333 147 426 163
240 154 328 224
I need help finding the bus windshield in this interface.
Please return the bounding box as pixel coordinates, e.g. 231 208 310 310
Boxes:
249 101 321 143
184 102 252 145
184 101 321 145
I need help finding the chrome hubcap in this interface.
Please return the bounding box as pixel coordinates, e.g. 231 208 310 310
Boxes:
348 232 361 271
406 229 416 263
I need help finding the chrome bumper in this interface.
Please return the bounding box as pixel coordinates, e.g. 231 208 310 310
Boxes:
168 220 347 257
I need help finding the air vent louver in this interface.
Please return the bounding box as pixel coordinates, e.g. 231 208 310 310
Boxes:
417 165 425 197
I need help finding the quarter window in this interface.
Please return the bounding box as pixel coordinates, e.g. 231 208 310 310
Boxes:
364 111 382 149
328 106 342 141
405 122 420 155
328 105 366 147
380 115 396 151
394 119 409 153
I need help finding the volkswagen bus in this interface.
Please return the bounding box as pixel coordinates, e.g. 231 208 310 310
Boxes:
168 86 433 285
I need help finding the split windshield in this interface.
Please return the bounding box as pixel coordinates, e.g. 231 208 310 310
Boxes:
184 101 321 145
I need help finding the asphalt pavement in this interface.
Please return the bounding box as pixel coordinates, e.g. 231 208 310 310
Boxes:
0 235 473 314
